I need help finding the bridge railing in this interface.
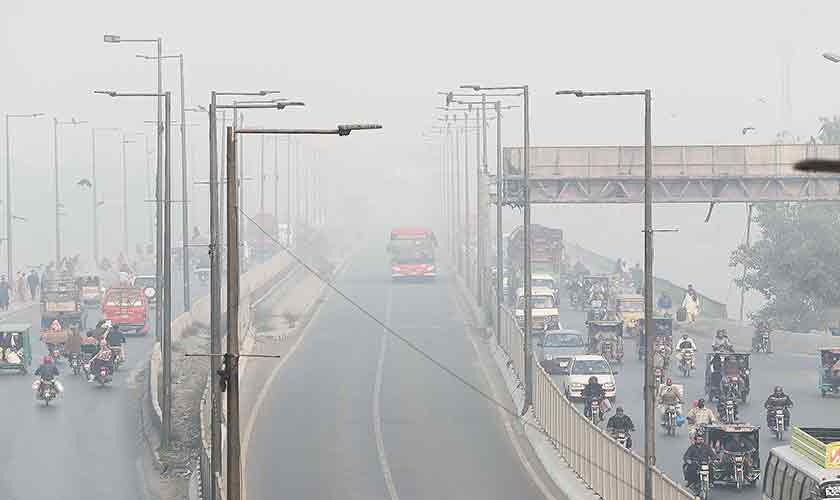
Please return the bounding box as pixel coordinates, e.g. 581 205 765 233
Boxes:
485 294 693 500
503 143 840 178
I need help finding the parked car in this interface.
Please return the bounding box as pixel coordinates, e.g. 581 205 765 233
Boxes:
561 354 617 400
537 329 587 375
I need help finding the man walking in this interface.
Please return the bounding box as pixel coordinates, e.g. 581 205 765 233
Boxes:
27 270 39 300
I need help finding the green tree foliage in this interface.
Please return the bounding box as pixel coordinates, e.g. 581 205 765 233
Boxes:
730 203 840 330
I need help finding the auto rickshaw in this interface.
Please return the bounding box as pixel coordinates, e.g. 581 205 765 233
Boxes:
614 293 644 337
638 316 673 361
0 323 32 374
705 352 751 403
818 347 840 397
586 320 624 364
703 423 761 490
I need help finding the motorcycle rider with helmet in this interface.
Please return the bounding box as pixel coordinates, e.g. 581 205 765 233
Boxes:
607 406 635 449
764 386 793 430
582 375 605 420
713 329 733 352
677 333 697 369
87 340 114 382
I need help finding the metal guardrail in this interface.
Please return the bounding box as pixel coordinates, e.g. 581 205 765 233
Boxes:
483 279 693 500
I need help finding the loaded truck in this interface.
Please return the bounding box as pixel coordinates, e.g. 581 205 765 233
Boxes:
507 224 566 293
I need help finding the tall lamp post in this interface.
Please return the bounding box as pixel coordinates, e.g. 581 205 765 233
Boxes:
105 34 165 352
54 117 88 264
121 133 137 256
462 83 530 411
223 122 382 500
205 92 290 498
138 53 195 309
96 89 173 447
556 88 654 500
4 112 43 277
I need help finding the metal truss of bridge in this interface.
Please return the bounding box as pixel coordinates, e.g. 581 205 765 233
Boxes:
498 144 840 203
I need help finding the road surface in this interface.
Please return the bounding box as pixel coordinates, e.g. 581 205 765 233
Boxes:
0 271 205 500
246 240 564 500
553 298 840 499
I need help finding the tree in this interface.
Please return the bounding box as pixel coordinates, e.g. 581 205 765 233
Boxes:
730 203 840 330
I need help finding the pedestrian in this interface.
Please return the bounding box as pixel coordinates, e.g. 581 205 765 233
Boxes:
27 270 39 300
0 275 9 311
15 272 26 303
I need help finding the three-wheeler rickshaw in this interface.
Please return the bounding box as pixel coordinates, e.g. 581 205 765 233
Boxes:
0 323 32 374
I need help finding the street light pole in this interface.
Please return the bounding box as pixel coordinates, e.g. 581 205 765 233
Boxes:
222 122 382 500
121 133 136 256
4 113 42 277
495 100 503 345
91 128 119 266
557 88 655 500
54 117 88 265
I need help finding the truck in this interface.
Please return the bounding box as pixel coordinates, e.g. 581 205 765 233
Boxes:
40 272 82 329
387 227 437 279
507 224 566 289
247 212 279 263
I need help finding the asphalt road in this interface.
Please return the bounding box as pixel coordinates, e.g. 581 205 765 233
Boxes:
246 240 565 500
553 298 840 500
0 270 205 500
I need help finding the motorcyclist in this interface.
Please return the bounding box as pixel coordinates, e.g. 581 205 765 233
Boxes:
685 399 718 441
753 319 772 351
582 376 605 420
33 355 63 397
87 340 114 382
713 329 733 352
717 395 740 423
658 378 683 423
606 406 635 448
654 342 672 371
676 334 697 369
764 386 794 430
683 434 718 493
105 324 127 364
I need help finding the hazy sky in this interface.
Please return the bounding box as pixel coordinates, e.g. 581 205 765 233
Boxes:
3 0 840 314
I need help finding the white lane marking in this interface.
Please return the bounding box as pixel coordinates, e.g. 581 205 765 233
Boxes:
458 289 559 500
373 288 400 500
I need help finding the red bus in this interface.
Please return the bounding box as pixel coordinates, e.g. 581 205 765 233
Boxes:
387 227 437 279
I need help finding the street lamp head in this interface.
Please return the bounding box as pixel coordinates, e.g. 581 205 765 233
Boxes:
555 90 584 97
103 34 121 43
135 54 153 60
277 101 305 110
94 90 118 97
336 123 383 136
259 90 285 96
31 113 45 118
823 52 840 63
459 85 481 91
794 159 840 173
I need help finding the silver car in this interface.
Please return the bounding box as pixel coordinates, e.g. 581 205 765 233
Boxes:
537 329 587 375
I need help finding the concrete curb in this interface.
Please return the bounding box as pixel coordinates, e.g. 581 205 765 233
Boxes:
453 273 598 500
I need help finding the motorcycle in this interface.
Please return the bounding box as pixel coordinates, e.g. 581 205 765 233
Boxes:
654 367 664 387
86 363 113 387
47 344 62 362
34 378 57 406
611 430 630 449
732 454 746 489
753 332 771 353
679 349 695 377
111 345 124 371
585 398 603 425
663 404 679 436
68 352 81 376
686 460 711 500
722 399 737 424
770 408 786 440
